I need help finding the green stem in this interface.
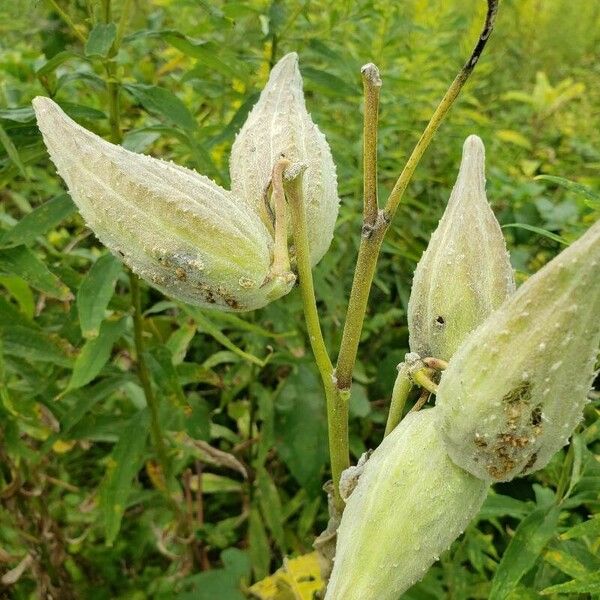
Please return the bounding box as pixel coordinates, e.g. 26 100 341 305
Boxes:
411 368 438 394
114 0 133 50
287 173 347 511
384 362 413 436
335 0 499 393
98 2 171 483
361 63 382 228
45 0 87 44
129 272 171 480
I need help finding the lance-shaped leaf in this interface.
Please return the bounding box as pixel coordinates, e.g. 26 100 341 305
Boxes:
407 135 515 361
436 219 600 482
33 97 295 311
326 409 488 600
230 52 340 266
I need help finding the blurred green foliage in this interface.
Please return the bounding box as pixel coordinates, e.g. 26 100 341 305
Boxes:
0 0 599 598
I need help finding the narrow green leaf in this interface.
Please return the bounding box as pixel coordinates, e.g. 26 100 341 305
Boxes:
561 514 600 540
175 362 221 387
61 376 135 433
302 66 357 96
256 467 286 555
85 23 117 57
0 296 37 329
0 245 71 299
36 51 82 76
77 253 122 338
59 102 106 121
145 345 189 412
1 325 73 367
543 543 592 579
202 473 242 494
502 223 568 245
166 322 197 364
0 122 27 178
162 33 244 79
0 194 76 248
535 175 600 205
248 507 270 581
99 409 149 545
489 505 560 599
0 275 35 318
184 306 266 366
0 107 36 123
124 83 197 131
67 318 127 391
540 571 600 595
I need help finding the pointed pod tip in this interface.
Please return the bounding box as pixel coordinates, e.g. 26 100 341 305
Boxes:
455 133 486 194
275 52 299 70
32 95 55 114
462 134 485 161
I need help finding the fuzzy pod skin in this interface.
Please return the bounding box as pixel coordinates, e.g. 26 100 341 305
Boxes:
326 409 488 600
407 135 515 361
230 52 339 266
33 97 295 311
436 219 600 482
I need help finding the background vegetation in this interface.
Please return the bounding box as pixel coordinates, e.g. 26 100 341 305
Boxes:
0 0 599 598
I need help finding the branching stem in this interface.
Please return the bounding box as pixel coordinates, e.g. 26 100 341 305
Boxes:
331 2 499 500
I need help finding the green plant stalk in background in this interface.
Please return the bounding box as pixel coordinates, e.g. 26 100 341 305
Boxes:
98 0 173 487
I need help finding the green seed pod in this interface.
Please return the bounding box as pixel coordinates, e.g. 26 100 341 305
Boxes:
326 409 488 600
230 52 339 266
33 97 295 311
436 220 600 482
407 135 515 361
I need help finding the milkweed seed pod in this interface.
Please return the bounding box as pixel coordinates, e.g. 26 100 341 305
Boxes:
33 97 295 311
407 135 515 361
436 219 600 482
230 52 340 266
326 409 488 600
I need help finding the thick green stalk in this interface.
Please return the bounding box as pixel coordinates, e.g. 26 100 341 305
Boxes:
286 173 347 511
361 63 382 228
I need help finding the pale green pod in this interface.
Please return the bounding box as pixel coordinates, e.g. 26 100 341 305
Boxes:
407 135 515 361
33 97 295 311
326 409 488 600
436 219 600 481
230 52 340 266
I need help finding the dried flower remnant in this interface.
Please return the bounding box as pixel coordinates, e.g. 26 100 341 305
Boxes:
33 97 295 311
326 409 488 600
407 135 514 361
230 52 340 266
436 219 600 481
